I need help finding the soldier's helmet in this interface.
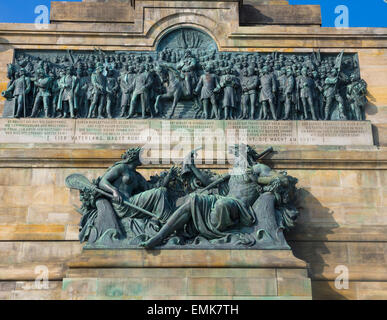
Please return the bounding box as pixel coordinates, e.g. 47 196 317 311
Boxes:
207 64 214 73
37 69 45 77
95 62 104 72
128 66 135 73
184 50 192 58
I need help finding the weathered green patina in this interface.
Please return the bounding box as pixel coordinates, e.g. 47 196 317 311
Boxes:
2 28 366 121
66 145 299 250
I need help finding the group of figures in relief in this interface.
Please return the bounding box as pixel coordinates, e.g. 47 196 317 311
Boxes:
66 145 299 249
3 48 368 121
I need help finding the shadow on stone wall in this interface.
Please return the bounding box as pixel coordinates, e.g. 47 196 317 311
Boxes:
285 188 348 300
364 90 381 146
0 37 12 53
365 102 378 118
372 124 381 147
240 5 274 25
365 91 379 118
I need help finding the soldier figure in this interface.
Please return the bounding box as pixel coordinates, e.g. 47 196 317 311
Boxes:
346 74 368 121
88 63 107 118
282 67 296 120
195 64 219 120
177 50 198 96
75 69 91 118
145 63 158 117
57 67 77 119
1 68 31 118
30 69 53 118
276 67 287 119
239 68 249 119
299 67 317 120
240 67 259 120
294 68 302 119
216 67 239 120
54 70 65 118
84 68 94 117
105 69 118 119
127 64 152 119
118 65 135 118
258 66 277 120
323 68 346 120
312 70 324 120
49 70 61 118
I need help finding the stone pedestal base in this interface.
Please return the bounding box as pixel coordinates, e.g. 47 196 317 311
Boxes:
62 250 312 300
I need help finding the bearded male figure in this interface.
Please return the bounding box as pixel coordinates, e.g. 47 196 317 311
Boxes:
141 145 299 249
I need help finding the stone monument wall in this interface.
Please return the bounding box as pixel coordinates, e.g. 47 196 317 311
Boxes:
0 0 386 299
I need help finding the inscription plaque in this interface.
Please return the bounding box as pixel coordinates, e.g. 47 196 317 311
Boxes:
74 119 150 145
225 121 298 146
0 119 374 147
298 121 373 145
0 118 74 144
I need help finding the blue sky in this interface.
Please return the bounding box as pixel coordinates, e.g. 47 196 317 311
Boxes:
0 0 386 27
